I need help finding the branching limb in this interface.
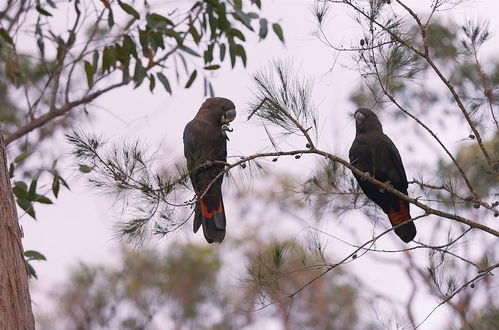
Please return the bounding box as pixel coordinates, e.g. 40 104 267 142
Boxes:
249 215 429 313
6 81 129 145
330 0 498 178
191 145 499 238
414 263 499 329
65 8 106 104
49 0 82 112
373 64 479 199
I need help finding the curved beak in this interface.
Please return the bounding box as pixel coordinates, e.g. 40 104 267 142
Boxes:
354 110 365 122
221 108 236 137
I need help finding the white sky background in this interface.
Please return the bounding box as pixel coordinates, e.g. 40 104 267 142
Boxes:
12 0 499 328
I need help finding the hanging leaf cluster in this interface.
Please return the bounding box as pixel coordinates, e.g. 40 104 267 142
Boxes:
77 0 286 95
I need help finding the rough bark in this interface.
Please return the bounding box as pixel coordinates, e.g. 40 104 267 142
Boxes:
0 133 35 330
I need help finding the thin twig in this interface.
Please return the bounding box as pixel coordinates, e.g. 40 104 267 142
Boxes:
49 0 81 112
414 263 499 329
5 81 129 145
331 0 497 178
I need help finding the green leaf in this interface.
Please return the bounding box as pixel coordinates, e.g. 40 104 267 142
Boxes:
157 73 172 94
84 61 94 88
14 151 33 164
92 50 100 69
13 181 28 199
234 44 247 66
248 12 259 19
115 44 129 64
164 28 182 45
208 12 217 38
180 45 201 57
184 70 198 88
133 61 147 88
108 10 115 28
122 17 137 32
52 176 60 198
59 175 70 190
201 14 207 32
259 18 268 39
217 2 229 29
46 0 57 8
118 1 140 19
234 0 243 10
219 43 226 62
146 13 173 27
204 43 215 64
9 163 14 178
17 198 35 219
204 64 220 70
152 31 165 50
229 44 236 68
252 0 262 9
79 165 93 173
26 262 37 279
37 38 45 57
122 64 131 83
189 25 201 44
28 178 38 201
272 23 285 43
123 35 137 58
0 28 13 45
35 195 53 204
231 28 246 41
36 5 52 16
149 73 156 92
234 9 254 31
102 46 117 73
24 250 47 261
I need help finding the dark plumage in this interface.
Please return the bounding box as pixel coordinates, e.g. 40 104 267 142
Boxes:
349 108 416 243
183 97 236 243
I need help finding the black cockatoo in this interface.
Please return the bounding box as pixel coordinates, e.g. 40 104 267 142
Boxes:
183 97 236 243
349 108 416 243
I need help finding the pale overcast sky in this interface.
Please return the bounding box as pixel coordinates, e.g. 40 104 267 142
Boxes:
15 1 499 328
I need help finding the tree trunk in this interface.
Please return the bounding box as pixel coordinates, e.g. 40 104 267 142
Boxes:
0 133 35 329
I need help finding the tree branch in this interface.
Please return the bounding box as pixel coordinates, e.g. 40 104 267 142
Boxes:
5 81 128 145
192 147 499 238
414 263 499 329
333 0 498 178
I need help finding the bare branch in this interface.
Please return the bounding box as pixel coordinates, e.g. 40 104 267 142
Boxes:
414 263 499 329
333 0 498 177
5 81 129 145
192 147 499 237
49 0 82 112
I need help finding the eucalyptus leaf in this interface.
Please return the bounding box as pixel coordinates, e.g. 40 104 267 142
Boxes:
185 70 198 88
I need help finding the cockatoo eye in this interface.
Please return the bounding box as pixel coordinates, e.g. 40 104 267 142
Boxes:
224 108 236 122
220 108 236 124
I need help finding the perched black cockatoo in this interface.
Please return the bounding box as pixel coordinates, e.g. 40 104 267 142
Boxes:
349 108 416 243
183 97 236 243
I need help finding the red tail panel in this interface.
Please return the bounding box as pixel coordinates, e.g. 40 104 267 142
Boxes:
199 199 223 219
215 200 223 213
199 199 214 219
387 199 410 226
